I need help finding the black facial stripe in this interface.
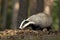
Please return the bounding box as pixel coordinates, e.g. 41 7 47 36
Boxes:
22 21 29 26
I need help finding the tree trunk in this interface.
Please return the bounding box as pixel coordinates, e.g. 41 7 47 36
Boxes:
29 0 44 16
44 0 54 15
28 0 37 16
0 0 2 16
11 0 19 29
37 0 44 13
58 0 60 32
2 0 8 30
17 0 29 28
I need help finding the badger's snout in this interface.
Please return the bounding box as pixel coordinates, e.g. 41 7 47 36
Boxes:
19 20 28 29
19 26 23 29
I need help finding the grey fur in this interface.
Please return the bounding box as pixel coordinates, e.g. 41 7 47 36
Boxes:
19 13 52 29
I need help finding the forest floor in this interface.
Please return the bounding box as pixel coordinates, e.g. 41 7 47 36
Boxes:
0 29 60 40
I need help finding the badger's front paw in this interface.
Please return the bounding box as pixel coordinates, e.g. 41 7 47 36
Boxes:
43 28 47 32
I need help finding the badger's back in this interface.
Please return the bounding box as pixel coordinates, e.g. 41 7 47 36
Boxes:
26 13 52 28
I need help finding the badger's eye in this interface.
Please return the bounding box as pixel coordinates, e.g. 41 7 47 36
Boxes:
22 21 29 26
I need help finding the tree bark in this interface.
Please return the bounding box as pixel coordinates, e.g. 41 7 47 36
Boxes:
11 0 19 29
0 0 2 16
29 0 44 16
28 0 37 16
44 0 54 15
58 0 60 32
2 0 8 30
17 0 29 28
37 0 44 13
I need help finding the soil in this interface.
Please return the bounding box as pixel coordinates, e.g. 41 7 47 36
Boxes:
0 29 60 40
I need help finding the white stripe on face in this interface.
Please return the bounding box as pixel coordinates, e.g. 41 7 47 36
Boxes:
19 20 26 29
22 22 35 29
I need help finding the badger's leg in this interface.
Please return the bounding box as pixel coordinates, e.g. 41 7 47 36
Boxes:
42 26 52 32
43 28 47 32
31 25 43 30
47 27 52 31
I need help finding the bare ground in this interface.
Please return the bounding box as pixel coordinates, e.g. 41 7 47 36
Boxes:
0 29 60 40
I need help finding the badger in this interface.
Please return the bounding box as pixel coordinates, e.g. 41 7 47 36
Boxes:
19 13 52 31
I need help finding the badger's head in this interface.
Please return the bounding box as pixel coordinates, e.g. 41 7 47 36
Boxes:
19 19 35 29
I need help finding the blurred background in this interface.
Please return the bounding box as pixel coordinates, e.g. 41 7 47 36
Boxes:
0 0 60 31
